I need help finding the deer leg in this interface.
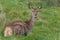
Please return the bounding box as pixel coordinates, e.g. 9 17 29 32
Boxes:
24 27 28 36
24 31 27 36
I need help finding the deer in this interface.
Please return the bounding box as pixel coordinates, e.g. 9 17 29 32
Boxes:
4 3 42 37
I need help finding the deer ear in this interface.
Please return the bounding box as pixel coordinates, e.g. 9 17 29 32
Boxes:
28 3 33 9
38 5 42 9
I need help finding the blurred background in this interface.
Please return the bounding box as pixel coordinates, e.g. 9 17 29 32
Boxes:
0 0 60 40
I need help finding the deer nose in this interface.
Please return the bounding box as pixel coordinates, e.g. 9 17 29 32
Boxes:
35 13 37 16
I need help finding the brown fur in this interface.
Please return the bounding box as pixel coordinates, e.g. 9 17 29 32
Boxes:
4 21 28 36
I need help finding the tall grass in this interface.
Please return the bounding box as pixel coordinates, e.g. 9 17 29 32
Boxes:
0 0 60 40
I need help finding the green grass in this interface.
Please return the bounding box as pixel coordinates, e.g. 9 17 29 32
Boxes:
0 0 60 40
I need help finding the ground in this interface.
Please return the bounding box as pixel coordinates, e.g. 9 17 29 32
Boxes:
0 0 60 40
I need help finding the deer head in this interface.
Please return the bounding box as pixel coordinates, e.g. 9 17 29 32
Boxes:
28 3 42 16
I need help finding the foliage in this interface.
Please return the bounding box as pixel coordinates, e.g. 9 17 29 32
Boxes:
0 0 60 40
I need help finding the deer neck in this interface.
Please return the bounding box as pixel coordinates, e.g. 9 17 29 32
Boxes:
28 13 37 27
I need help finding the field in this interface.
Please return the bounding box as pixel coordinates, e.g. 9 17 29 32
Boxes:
0 0 60 40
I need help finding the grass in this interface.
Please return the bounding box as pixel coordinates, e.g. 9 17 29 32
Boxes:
0 0 60 40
